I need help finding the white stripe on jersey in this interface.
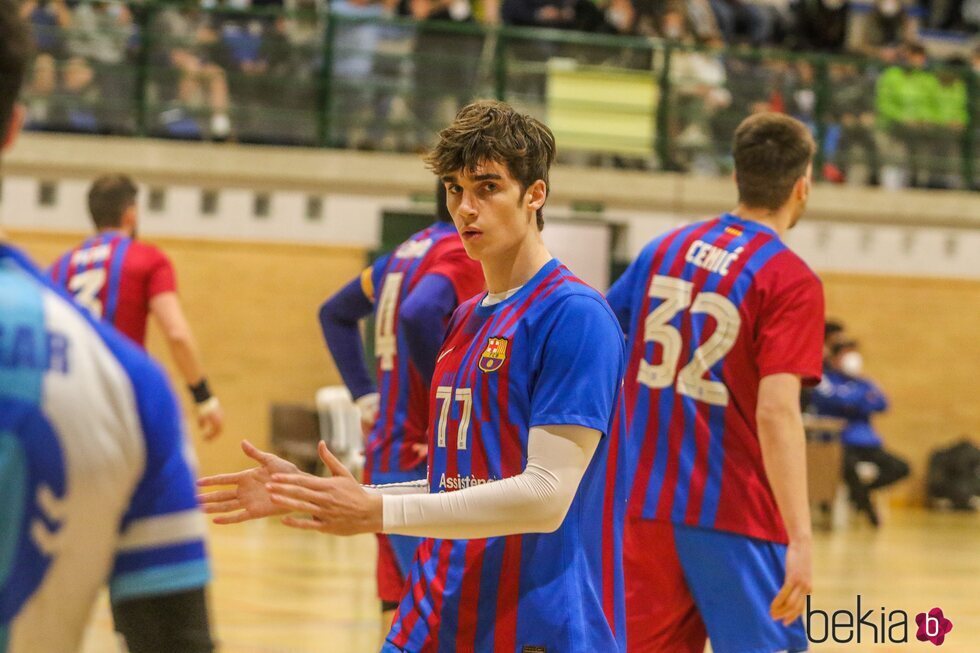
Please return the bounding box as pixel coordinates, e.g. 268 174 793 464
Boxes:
8 289 146 653
118 509 206 552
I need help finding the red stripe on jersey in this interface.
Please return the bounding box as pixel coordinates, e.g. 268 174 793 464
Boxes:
454 539 488 651
602 403 624 632
421 540 455 651
392 538 437 649
493 535 523 652
628 222 716 513
711 235 791 541
679 229 739 525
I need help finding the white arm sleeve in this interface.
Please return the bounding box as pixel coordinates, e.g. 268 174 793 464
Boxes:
363 479 429 496
381 425 600 539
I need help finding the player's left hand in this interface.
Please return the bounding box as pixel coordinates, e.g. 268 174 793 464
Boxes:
267 441 383 536
770 537 812 626
196 396 224 441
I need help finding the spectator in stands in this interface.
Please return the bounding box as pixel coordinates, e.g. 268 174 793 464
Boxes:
629 0 723 40
708 0 773 45
823 62 880 184
19 0 72 58
409 0 486 149
329 0 387 148
68 0 133 67
501 0 577 28
921 60 968 188
666 15 732 171
847 0 918 58
790 0 848 52
151 1 231 139
25 53 102 133
876 43 937 187
810 339 910 527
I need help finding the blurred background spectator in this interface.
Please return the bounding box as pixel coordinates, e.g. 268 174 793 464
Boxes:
810 338 911 527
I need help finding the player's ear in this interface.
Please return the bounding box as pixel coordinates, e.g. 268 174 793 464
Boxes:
2 105 25 154
526 180 547 213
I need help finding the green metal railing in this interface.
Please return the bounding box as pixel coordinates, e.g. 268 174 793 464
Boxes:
20 2 979 189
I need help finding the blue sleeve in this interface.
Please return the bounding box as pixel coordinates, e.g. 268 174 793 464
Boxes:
811 376 884 419
102 337 210 604
400 273 458 388
319 276 376 399
862 380 889 413
605 258 643 334
529 295 626 435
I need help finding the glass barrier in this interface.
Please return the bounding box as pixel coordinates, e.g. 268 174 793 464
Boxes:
18 2 979 190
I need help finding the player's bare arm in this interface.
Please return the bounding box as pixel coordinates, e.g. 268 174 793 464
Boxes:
757 372 813 626
150 291 224 440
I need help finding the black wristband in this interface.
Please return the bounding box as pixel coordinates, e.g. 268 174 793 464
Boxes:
188 379 213 404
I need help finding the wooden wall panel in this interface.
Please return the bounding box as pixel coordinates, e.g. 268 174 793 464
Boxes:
821 273 980 504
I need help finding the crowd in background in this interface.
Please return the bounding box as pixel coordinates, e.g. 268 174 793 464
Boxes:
17 0 980 189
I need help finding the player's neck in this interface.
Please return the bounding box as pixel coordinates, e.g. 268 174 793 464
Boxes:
98 227 131 238
481 236 552 294
730 204 791 238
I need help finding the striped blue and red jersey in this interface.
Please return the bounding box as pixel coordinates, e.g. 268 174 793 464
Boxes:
364 222 484 484
48 233 176 347
387 259 631 653
606 214 824 544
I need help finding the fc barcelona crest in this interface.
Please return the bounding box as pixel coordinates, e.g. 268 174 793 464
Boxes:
478 337 508 373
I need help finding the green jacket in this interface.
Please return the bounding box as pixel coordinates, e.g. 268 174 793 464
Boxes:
875 66 934 128
924 75 968 127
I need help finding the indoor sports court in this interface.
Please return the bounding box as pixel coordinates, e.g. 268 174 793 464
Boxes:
2 4 979 652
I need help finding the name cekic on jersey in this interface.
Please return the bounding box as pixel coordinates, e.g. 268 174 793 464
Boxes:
0 325 70 373
685 240 744 276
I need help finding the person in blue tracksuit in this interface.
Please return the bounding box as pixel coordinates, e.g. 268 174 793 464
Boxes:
810 339 910 526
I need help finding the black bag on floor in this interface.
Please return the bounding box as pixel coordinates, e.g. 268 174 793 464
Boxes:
926 438 980 511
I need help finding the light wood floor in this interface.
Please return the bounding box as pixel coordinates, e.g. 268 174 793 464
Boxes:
81 509 979 652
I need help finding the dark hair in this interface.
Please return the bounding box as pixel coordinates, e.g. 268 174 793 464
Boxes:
88 174 138 229
824 319 845 342
424 100 556 230
732 113 815 211
435 179 452 223
906 43 927 58
0 0 32 152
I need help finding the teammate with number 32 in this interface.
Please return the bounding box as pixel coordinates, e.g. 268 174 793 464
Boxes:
606 113 825 653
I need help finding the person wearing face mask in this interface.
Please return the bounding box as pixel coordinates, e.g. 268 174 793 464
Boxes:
810 339 910 526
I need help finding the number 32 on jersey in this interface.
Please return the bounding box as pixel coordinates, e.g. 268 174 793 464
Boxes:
637 275 740 406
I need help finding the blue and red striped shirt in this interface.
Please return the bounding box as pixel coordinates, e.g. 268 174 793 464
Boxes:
49 233 176 347
607 214 824 544
364 222 484 484
386 259 630 653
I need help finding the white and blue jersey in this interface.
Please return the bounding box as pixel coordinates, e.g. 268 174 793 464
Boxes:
0 244 209 653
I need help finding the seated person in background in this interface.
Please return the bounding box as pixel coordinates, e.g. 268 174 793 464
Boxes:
810 338 910 527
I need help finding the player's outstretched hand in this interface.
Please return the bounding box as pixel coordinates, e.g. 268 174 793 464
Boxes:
770 538 813 626
196 440 301 524
268 441 383 537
